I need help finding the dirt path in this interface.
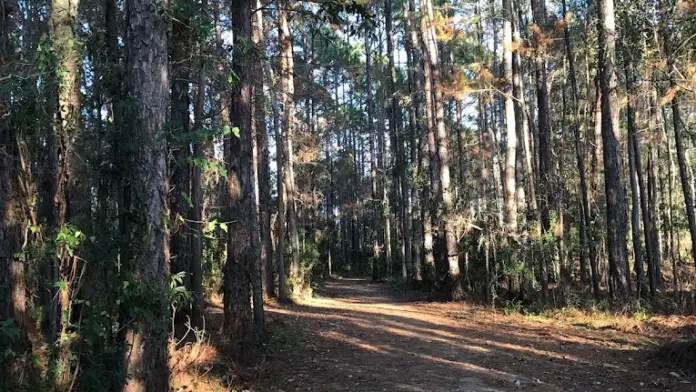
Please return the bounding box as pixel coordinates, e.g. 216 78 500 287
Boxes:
253 278 693 392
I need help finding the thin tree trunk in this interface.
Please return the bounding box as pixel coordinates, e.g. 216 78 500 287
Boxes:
253 0 275 299
170 14 191 286
190 48 206 328
625 54 657 296
531 0 550 298
405 0 423 283
660 1 696 268
50 0 80 384
268 63 289 301
421 0 462 299
512 0 538 230
0 9 28 382
562 0 591 285
627 95 645 297
279 3 302 292
503 0 517 234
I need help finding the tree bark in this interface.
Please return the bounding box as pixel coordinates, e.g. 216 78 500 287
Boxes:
224 0 255 346
562 0 592 285
660 1 696 269
266 61 290 301
252 1 274 299
50 0 80 384
0 8 29 384
421 0 462 299
279 2 302 293
503 0 517 234
123 0 171 389
190 50 206 328
169 14 191 285
531 0 550 298
597 0 630 299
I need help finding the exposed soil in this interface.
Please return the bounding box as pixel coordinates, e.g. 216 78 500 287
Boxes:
251 278 694 392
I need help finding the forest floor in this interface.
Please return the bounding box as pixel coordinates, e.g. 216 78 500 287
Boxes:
174 278 696 392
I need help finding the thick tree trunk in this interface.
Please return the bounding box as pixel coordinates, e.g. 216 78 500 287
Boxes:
123 1 171 390
224 0 255 346
597 0 630 299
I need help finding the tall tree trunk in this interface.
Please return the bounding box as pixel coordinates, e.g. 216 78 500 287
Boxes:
562 0 592 285
190 48 206 328
660 1 696 268
224 0 254 345
50 0 80 384
366 31 380 281
503 0 517 234
597 0 630 299
531 0 550 298
123 0 171 389
420 5 438 285
385 0 408 279
279 2 302 292
0 8 28 383
252 0 274 299
625 54 657 296
648 88 664 287
324 71 334 279
170 14 191 287
627 92 645 297
405 0 424 283
268 63 290 301
246 0 265 338
588 80 602 296
512 0 538 230
421 0 462 299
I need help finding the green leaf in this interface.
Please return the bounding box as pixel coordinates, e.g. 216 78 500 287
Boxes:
219 222 228 233
206 220 217 232
231 127 240 138
54 280 68 291
181 191 193 208
223 125 231 135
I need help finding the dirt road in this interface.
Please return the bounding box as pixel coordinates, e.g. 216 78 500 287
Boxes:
253 278 693 392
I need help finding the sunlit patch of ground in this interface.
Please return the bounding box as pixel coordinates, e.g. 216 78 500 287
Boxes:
242 278 696 391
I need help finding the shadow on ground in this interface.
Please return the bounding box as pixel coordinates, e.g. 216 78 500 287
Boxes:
208 278 693 392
